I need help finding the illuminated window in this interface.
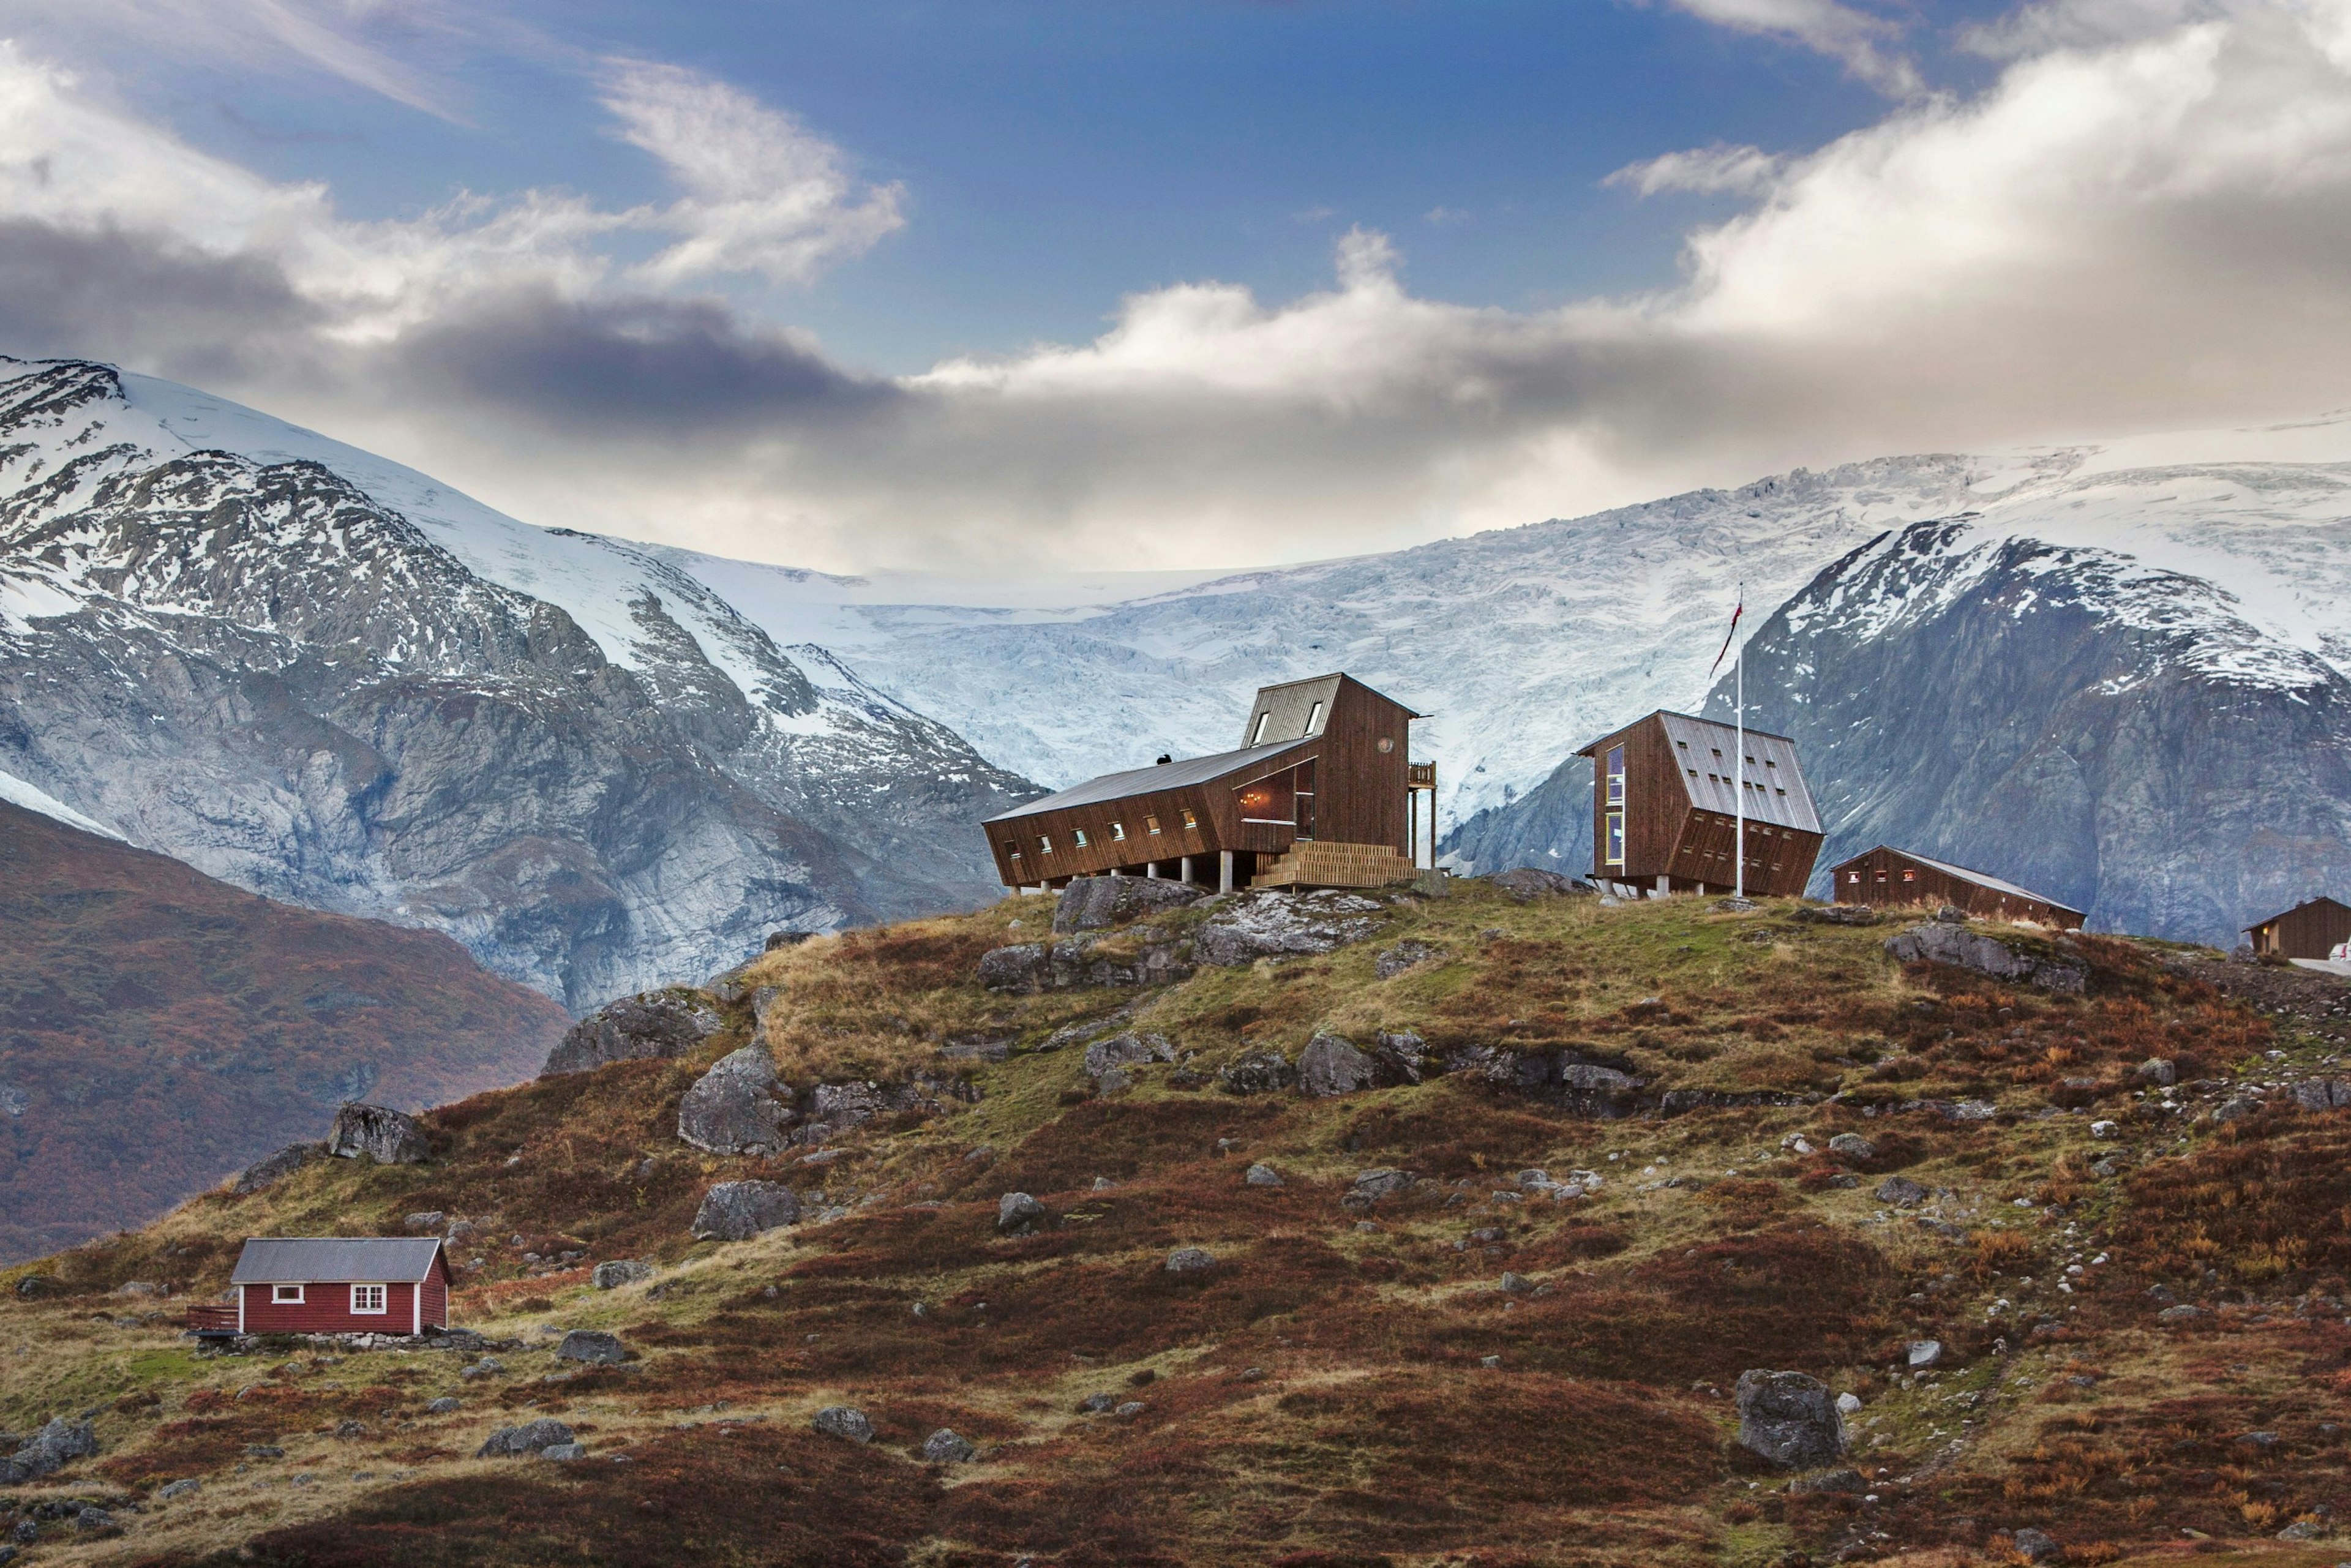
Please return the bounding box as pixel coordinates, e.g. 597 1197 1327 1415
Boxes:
1605 811 1624 867
1848 871 1861 884
1901 869 1916 883
271 1284 304 1305
351 1284 386 1315
1180 809 1198 830
1145 815 1161 835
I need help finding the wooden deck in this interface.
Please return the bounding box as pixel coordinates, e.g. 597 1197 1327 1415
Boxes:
1251 840 1419 890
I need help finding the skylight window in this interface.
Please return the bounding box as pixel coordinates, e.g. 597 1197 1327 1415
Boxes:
1305 700 1324 733
1251 712 1270 745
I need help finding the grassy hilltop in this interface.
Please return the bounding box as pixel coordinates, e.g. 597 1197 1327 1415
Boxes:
6 881 2351 1567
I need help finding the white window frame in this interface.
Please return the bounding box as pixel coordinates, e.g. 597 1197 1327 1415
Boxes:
271 1283 305 1305
350 1283 388 1315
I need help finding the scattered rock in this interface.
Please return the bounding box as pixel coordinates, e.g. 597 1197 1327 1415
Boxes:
977 933 1196 992
1114 1401 1146 1419
1734 1370 1845 1469
542 989 723 1076
1499 1272 1532 1294
231 1142 323 1196
12 1274 58 1298
1827 1133 1876 1160
2157 1304 2205 1325
1875 1176 1930 1208
1884 923 2088 994
1084 1031 1178 1079
555 1330 626 1366
766 931 812 952
1907 1340 1942 1369
999 1192 1048 1233
1078 1393 1116 1414
1349 1168 1416 1203
157 1478 201 1501
0 1417 97 1485
1217 1048 1296 1095
1244 1163 1284 1187
1488 867 1587 901
2010 1526 2061 1562
2276 1517 2327 1542
1053 876 1205 934
425 1398 461 1415
1791 1467 1868 1495
922 1428 978 1463
1375 940 1443 978
325 1102 428 1164
459 1356 504 1380
2295 1079 2351 1112
1299 1031 1379 1098
72 1508 114 1532
677 1046 798 1155
1794 904 1880 926
1165 1247 1215 1273
540 1442 587 1461
476 1419 576 1458
2137 1057 2178 1087
812 1406 873 1443
2213 1097 2263 1123
1194 889 1382 967
1835 1392 1862 1414
403 1210 446 1233
592 1260 654 1290
690 1180 801 1242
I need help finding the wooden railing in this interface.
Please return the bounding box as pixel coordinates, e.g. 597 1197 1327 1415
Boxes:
184 1303 239 1334
1408 763 1436 788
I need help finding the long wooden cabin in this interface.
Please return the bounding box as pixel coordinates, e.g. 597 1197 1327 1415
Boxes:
1829 845 2085 929
984 673 1429 892
2245 896 2351 959
1574 710 1823 898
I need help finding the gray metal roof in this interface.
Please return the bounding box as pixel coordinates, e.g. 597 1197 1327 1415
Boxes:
1843 846 2082 915
2246 895 2351 932
231 1237 443 1285
1239 675 1344 748
1654 711 1822 833
986 737 1310 823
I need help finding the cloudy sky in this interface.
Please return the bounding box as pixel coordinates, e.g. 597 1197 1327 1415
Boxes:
3 0 2350 572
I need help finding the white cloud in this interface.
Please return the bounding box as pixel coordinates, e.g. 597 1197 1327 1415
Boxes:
599 60 906 287
1605 143 1790 196
1662 0 1922 94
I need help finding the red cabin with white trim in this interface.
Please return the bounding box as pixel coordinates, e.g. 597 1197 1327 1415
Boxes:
229 1237 452 1336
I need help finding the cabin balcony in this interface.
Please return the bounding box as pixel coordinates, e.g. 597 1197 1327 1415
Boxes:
1252 840 1419 890
184 1302 239 1337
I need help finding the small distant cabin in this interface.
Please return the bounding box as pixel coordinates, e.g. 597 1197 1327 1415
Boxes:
984 673 1432 892
2246 896 2351 960
217 1238 452 1337
1574 710 1823 898
1829 846 2085 929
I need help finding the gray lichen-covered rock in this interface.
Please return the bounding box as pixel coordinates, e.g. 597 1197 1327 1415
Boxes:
1487 868 1588 901
542 988 724 1076
1194 890 1383 967
1875 1175 1930 1207
1884 922 2088 994
978 934 1197 992
1165 1247 1215 1273
1734 1370 1845 1469
998 1191 1048 1233
476 1419 576 1458
921 1427 978 1463
230 1142 323 1195
1217 1048 1296 1095
554 1330 626 1365
1298 1031 1379 1098
0 1417 98 1485
1084 1032 1177 1079
2293 1078 2351 1112
1054 876 1207 934
1794 904 1881 926
677 1046 797 1155
690 1180 801 1242
1374 940 1443 978
1349 1168 1417 1203
798 1075 974 1141
1827 1133 1877 1160
812 1406 874 1442
326 1102 428 1165
591 1260 654 1290
1244 1163 1285 1187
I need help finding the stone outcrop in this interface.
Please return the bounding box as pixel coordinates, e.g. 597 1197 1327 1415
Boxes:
800 1075 976 1142
0 1417 98 1485
230 1143 323 1196
1085 1032 1178 1080
1297 1030 1428 1098
677 1046 797 1155
1884 923 2089 994
476 1419 576 1458
554 1330 627 1365
544 989 724 1076
1053 876 1206 934
1217 1049 1296 1095
1194 891 1384 967
977 934 1196 993
326 1103 428 1165
1487 868 1588 901
690 1180 801 1242
1734 1370 1845 1469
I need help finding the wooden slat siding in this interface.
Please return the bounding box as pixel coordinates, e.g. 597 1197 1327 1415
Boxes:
987 768 1259 886
2248 896 2351 958
1828 846 2085 929
1673 811 1824 899
420 1252 450 1330
1578 714 1686 885
240 1280 418 1336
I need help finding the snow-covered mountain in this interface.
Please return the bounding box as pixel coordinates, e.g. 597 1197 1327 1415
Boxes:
0 359 1037 1010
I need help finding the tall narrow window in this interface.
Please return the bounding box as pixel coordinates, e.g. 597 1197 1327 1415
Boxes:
1305 700 1324 733
1005 841 1022 861
1073 828 1090 849
1251 711 1270 745
1145 814 1161 835
1605 811 1625 867
1039 835 1054 855
1110 821 1127 841
1605 745 1624 806
1180 808 1198 831
1294 757 1317 839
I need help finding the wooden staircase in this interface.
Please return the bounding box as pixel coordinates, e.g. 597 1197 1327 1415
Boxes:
1251 841 1420 890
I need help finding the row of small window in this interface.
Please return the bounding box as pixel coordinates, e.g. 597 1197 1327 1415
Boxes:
1685 767 1789 797
1678 738 1780 771
267 1283 389 1312
1682 844 1786 869
1007 809 1198 861
1850 869 1920 884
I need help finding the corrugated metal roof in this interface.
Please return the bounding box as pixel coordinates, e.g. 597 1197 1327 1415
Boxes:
986 738 1310 823
1845 846 2083 915
1654 711 1823 834
231 1237 443 1285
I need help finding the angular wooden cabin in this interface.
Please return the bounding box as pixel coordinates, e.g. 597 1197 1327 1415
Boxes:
2245 896 2351 960
1829 845 2085 929
984 673 1431 892
1573 710 1823 898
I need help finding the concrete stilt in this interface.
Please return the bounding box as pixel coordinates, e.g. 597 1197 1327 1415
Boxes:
1146 862 1160 879
1218 851 1234 894
1180 855 1194 885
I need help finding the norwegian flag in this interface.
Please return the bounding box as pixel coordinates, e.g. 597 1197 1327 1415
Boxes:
1706 590 1744 682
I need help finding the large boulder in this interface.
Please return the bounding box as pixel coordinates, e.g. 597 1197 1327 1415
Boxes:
978 934 1196 993
813 1406 874 1442
326 1103 428 1165
1884 923 2088 994
1217 1048 1296 1095
0 1417 97 1484
1054 876 1207 934
554 1330 627 1366
1734 1370 1845 1469
542 989 724 1076
476 1419 576 1458
591 1260 654 1290
1195 890 1384 967
230 1142 322 1196
799 1075 975 1142
1297 1029 1428 1097
1084 1032 1178 1080
677 1046 797 1155
691 1180 801 1242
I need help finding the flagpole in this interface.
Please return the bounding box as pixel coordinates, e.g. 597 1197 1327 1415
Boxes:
1734 579 1745 902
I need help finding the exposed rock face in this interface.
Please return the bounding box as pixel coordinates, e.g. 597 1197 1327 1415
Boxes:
1217 1049 1296 1095
544 990 723 1076
591 1260 653 1290
231 1144 323 1196
1884 923 2088 994
1488 868 1587 901
326 1103 428 1165
690 1180 800 1242
977 934 1196 992
0 1417 97 1484
1084 1032 1177 1080
1053 876 1205 934
1194 891 1384 967
677 1047 797 1155
0 360 1039 1013
554 1330 626 1365
812 1406 874 1443
1374 941 1442 979
1735 1370 1845 1469
1297 1030 1428 1098
476 1419 575 1458
1794 904 1881 926
800 1075 975 1141
998 1192 1047 1233
1444 1047 1642 1114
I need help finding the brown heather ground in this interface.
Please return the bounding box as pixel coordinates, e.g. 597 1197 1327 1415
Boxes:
5 883 2351 1567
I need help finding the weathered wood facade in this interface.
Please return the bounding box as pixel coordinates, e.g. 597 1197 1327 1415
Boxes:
1829 846 2085 929
984 673 1424 891
1573 711 1823 898
2246 896 2351 959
